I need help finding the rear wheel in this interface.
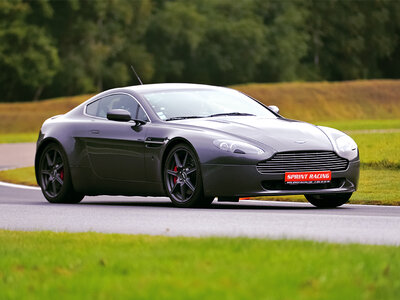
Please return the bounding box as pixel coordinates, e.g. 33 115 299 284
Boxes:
164 144 212 208
38 143 84 204
305 193 352 208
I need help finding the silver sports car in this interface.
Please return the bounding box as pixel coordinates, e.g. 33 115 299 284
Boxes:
35 83 360 208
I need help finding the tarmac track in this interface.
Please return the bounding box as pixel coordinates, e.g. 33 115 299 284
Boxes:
1 182 399 246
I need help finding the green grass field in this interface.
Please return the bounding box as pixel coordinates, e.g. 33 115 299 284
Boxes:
318 119 400 131
0 230 399 300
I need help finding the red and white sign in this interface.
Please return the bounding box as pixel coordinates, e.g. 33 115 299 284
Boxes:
285 171 331 183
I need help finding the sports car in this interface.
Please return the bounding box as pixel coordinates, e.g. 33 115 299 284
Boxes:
35 83 360 208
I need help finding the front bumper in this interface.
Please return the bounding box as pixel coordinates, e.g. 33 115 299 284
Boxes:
201 160 360 197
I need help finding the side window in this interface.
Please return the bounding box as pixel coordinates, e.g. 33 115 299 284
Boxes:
86 94 140 119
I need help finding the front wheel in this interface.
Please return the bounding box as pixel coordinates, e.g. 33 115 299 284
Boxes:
164 144 212 208
38 143 84 204
305 193 352 208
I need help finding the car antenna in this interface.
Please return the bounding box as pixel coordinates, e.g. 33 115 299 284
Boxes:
130 65 143 85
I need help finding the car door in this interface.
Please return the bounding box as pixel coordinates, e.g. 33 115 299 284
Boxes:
83 93 149 183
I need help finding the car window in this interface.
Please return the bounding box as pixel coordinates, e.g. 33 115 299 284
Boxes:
86 94 140 119
142 89 277 120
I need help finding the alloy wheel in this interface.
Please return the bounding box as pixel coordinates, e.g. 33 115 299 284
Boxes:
166 148 198 203
40 148 64 198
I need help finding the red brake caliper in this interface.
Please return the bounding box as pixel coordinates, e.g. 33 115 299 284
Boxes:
173 166 178 184
60 169 64 181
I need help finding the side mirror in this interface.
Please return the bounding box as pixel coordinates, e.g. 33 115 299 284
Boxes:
268 105 280 114
107 109 131 122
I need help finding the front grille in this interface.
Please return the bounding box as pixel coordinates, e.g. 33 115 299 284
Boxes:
257 151 348 174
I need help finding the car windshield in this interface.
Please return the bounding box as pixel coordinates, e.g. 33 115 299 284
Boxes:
141 88 277 121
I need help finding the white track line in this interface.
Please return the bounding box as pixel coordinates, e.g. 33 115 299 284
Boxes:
0 181 40 190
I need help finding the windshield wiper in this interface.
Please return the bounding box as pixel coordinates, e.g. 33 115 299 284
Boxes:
165 116 205 121
207 112 255 117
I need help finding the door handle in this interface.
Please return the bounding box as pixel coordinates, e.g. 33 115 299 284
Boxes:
90 130 100 134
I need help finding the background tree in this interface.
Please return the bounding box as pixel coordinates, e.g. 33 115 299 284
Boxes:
0 0 59 101
1 0 400 102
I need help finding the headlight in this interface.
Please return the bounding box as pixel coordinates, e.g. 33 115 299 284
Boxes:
213 139 264 155
336 135 357 153
318 126 358 160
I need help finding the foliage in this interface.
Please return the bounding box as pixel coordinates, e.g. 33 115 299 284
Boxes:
1 0 400 101
0 0 59 101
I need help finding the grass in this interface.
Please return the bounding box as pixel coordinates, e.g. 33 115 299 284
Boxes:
0 230 399 299
317 119 400 131
0 94 93 137
0 166 36 186
351 168 400 205
0 133 38 144
233 80 400 122
351 132 400 168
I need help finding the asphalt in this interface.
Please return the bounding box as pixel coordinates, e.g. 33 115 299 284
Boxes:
0 142 36 170
1 182 399 246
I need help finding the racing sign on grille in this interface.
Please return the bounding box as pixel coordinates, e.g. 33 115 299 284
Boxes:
285 171 331 184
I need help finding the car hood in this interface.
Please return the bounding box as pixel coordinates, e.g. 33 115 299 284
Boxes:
174 117 334 152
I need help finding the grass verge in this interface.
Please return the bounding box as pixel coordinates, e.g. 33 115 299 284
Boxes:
0 166 36 186
0 133 38 144
0 230 399 299
317 119 400 131
351 132 400 167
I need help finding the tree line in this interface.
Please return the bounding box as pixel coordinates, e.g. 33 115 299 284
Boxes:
1 0 400 102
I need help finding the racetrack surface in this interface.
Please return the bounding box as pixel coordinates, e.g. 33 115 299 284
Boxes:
1 183 399 246
0 142 35 170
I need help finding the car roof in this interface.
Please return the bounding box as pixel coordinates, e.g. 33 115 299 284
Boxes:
122 83 228 94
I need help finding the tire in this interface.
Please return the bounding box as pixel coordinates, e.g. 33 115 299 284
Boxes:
38 143 84 204
305 193 352 208
164 144 212 208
